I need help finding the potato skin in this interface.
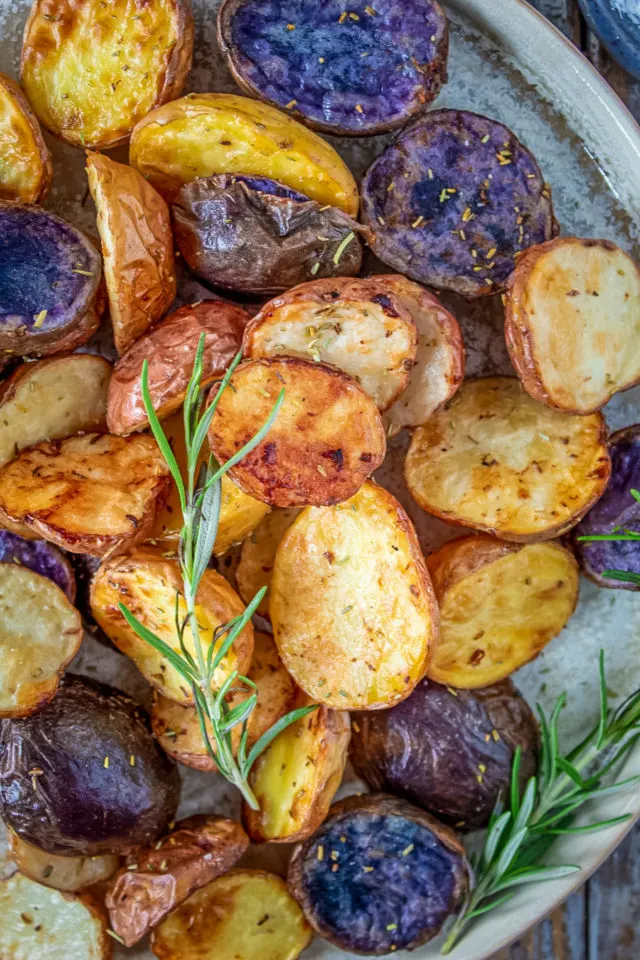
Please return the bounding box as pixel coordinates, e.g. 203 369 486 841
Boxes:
0 71 52 203
10 834 119 892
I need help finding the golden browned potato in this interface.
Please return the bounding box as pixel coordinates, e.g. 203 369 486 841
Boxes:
21 0 193 149
0 71 51 202
90 550 253 704
10 834 119 892
271 481 439 710
0 433 171 556
405 377 611 542
426 535 579 687
236 508 301 617
86 152 176 355
130 92 358 213
505 237 640 414
208 357 386 507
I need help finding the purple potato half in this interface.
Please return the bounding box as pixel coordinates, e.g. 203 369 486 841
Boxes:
217 0 448 136
0 530 75 602
361 109 557 298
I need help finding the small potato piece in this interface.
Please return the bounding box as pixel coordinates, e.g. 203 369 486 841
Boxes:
405 377 610 541
236 508 301 616
243 276 418 410
21 0 193 149
505 238 640 414
130 92 358 213
0 433 171 556
0 71 51 203
0 530 75 601
208 357 385 507
151 869 312 960
10 834 119 892
271 481 438 709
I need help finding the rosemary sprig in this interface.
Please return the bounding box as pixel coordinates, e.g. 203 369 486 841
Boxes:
442 651 640 953
577 488 640 586
119 336 317 809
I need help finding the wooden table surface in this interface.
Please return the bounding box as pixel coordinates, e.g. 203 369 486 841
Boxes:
493 3 639 959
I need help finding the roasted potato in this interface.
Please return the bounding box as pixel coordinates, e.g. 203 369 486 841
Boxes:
288 794 469 955
271 481 438 709
0 530 75 600
0 674 180 856
236 508 301 616
151 869 312 960
405 377 611 541
86 152 176 355
130 92 359 212
0 71 52 203
10 834 119 892
0 433 171 556
208 357 386 507
243 276 418 410
505 237 640 413
107 299 248 435
106 816 249 946
21 0 193 149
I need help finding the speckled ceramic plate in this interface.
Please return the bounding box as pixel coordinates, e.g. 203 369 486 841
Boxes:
1 0 639 958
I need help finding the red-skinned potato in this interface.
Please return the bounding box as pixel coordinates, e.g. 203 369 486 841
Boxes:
0 71 52 203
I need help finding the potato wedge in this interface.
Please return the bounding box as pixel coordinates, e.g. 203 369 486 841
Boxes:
505 237 640 414
21 0 193 149
90 550 253 704
243 276 418 411
10 834 119 892
0 353 110 468
150 869 312 960
405 377 611 541
0 564 82 717
0 433 171 556
426 535 579 687
208 357 386 507
86 152 176 355
236 508 301 617
130 92 358 213
271 481 438 709
0 71 51 203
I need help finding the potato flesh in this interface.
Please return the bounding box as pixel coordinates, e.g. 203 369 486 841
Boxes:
10 834 119 892
0 73 49 202
236 508 301 616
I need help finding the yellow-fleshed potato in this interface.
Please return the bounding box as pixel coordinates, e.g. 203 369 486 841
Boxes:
243 276 418 411
150 869 312 960
86 152 176 355
426 535 580 687
405 377 611 542
130 92 359 212
0 71 51 202
270 481 439 710
90 550 253 704
21 0 193 149
0 353 111 468
10 834 119 892
208 357 386 507
236 508 301 617
244 693 350 843
505 237 640 414
0 433 171 556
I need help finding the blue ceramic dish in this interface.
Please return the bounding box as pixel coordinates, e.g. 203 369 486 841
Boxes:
577 0 640 80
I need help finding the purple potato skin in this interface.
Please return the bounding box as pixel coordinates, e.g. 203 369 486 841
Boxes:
573 425 640 590
350 678 538 830
0 531 75 602
0 675 180 856
361 109 557 298
288 794 468 955
217 0 448 136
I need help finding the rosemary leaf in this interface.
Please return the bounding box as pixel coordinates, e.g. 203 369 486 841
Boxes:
117 603 197 681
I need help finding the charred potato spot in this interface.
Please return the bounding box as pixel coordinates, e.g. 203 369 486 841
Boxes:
10 834 119 892
0 530 75 601
236 507 301 616
0 71 52 203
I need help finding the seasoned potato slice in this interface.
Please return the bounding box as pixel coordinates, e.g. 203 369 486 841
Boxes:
151 869 312 960
405 377 610 541
0 71 51 203
426 535 579 687
0 531 75 601
208 357 385 507
21 0 193 149
91 550 253 704
0 433 171 556
130 92 358 213
10 834 119 892
271 481 438 709
505 237 640 414
236 508 301 616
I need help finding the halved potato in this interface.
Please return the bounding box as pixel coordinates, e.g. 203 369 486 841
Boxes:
0 564 82 717
0 354 111 468
405 377 611 541
0 433 171 556
0 71 51 203
505 237 640 414
130 92 358 213
236 508 301 616
426 535 579 688
150 869 312 960
271 481 439 709
10 834 119 892
90 550 253 704
21 0 193 149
